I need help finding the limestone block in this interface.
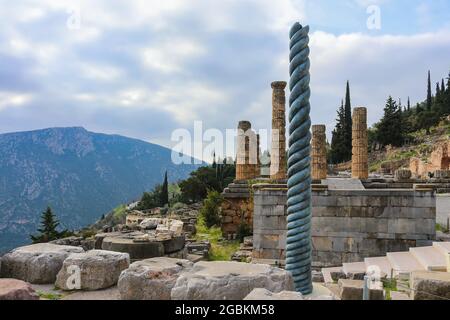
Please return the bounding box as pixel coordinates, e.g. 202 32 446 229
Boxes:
244 288 303 300
55 250 130 291
410 271 450 300
0 243 84 284
118 257 193 300
171 261 294 300
337 279 384 300
312 237 333 252
101 237 164 260
0 279 39 300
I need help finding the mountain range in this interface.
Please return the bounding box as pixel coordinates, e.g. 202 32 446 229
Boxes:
0 127 200 254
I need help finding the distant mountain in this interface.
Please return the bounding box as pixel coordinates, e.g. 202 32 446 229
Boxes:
0 127 201 254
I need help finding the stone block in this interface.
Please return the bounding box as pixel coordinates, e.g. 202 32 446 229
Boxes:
118 257 193 300
312 237 333 252
337 279 384 300
410 271 450 300
0 279 39 300
171 261 294 300
55 250 130 291
0 243 84 284
244 288 303 300
253 215 286 230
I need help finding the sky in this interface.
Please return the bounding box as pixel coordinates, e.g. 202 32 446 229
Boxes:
0 0 450 161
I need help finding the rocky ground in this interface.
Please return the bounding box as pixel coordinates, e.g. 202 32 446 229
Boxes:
0 242 335 300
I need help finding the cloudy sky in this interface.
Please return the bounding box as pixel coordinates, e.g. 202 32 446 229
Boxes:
1 0 449 160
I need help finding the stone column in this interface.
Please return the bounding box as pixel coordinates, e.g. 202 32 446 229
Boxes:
311 125 327 181
352 107 368 179
287 22 312 295
236 121 257 181
270 81 287 181
255 134 261 178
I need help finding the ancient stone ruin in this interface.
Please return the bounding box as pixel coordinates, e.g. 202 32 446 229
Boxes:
236 121 258 181
351 107 368 180
311 125 327 181
270 81 287 181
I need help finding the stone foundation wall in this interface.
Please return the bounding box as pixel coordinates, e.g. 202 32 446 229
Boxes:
253 188 436 267
252 189 287 262
221 197 253 237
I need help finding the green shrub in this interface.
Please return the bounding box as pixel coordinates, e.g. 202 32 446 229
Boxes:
200 190 223 228
236 222 252 243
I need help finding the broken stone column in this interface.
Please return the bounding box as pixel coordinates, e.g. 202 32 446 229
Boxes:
255 134 261 178
352 107 368 180
311 125 327 181
236 121 257 181
270 81 287 181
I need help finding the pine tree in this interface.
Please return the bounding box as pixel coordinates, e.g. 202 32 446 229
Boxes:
30 207 66 243
160 171 169 206
376 96 404 147
427 70 432 110
343 81 352 161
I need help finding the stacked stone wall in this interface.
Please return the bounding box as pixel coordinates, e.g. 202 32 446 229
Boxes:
253 188 436 267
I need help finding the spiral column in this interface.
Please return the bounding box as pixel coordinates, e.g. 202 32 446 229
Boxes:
286 22 313 295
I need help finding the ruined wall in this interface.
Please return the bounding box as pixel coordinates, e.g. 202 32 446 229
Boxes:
253 188 436 267
351 107 368 179
311 125 327 181
221 182 253 237
252 189 287 263
410 140 450 178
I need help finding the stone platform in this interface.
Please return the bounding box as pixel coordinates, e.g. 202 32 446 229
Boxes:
252 183 436 267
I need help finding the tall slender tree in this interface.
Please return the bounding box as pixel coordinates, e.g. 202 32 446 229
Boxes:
343 81 352 161
407 97 411 111
330 100 347 164
427 70 433 110
160 171 169 206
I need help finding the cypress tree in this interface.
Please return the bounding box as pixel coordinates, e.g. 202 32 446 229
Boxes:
436 82 441 98
407 97 411 111
160 171 169 206
344 81 352 161
330 100 346 164
427 70 432 110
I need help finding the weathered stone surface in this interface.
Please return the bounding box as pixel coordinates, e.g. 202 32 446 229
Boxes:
337 279 384 300
270 81 287 180
118 257 193 300
102 236 164 260
312 270 325 283
410 271 450 300
236 121 258 180
171 261 294 300
0 279 39 300
351 107 368 179
311 125 327 180
0 243 84 284
244 288 303 300
55 250 130 291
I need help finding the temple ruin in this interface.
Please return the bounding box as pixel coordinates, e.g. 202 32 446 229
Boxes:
270 81 287 181
311 125 327 181
351 107 368 180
